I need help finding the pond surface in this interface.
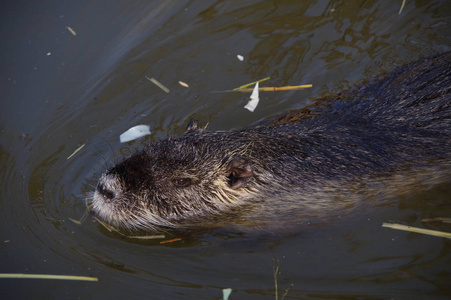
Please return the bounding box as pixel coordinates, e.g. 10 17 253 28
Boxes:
1 1 451 299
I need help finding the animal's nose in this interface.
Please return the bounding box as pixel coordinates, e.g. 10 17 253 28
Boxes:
97 183 115 202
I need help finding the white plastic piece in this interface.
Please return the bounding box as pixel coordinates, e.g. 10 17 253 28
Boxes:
120 125 151 143
244 81 259 112
222 288 232 300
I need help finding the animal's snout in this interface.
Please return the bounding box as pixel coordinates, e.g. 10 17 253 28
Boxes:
96 182 115 202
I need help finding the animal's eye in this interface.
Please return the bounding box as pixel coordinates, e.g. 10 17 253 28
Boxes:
173 178 191 187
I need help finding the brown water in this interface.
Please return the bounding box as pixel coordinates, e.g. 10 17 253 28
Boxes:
1 1 451 299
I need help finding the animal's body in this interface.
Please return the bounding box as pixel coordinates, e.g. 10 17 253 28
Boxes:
90 52 451 231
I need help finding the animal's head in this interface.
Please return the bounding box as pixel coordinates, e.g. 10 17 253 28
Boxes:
90 126 258 231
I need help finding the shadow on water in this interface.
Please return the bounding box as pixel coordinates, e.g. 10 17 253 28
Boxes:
1 0 451 299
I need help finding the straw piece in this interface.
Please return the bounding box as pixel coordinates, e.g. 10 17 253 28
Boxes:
67 144 85 160
66 26 77 36
382 223 451 239
234 77 271 90
0 273 98 282
160 238 182 244
398 0 406 15
145 76 170 93
236 84 312 92
421 217 451 224
178 81 189 88
128 235 165 240
68 218 82 225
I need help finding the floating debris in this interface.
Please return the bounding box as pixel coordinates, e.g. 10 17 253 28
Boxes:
68 209 89 225
120 125 151 143
272 258 292 300
273 258 280 299
128 235 166 240
235 84 313 92
178 81 189 88
66 26 77 36
68 218 82 225
382 223 451 239
422 217 451 224
145 76 170 93
244 81 259 112
160 238 182 244
234 77 270 90
92 216 116 232
222 288 232 300
237 55 244 61
398 0 406 15
67 144 85 160
0 273 98 282
216 77 312 93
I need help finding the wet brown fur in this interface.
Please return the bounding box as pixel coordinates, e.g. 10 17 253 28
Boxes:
90 52 451 231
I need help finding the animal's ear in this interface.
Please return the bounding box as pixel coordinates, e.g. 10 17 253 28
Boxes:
186 119 199 132
226 157 254 189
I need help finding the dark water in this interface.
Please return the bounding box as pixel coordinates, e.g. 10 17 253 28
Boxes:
1 1 451 299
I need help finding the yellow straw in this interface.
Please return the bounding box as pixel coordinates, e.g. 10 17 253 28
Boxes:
382 223 451 239
234 77 271 90
0 273 98 281
233 84 312 92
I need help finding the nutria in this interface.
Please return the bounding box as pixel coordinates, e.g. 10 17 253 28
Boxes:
90 52 451 231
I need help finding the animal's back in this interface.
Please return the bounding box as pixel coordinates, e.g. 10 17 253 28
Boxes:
251 52 451 179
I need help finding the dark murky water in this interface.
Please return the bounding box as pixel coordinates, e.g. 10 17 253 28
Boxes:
1 1 450 299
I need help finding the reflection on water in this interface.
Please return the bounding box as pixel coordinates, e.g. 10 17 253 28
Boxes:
1 0 450 298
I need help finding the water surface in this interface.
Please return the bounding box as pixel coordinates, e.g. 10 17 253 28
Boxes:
1 1 451 299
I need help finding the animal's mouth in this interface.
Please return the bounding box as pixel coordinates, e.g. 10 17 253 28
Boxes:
90 190 119 224
89 180 177 231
